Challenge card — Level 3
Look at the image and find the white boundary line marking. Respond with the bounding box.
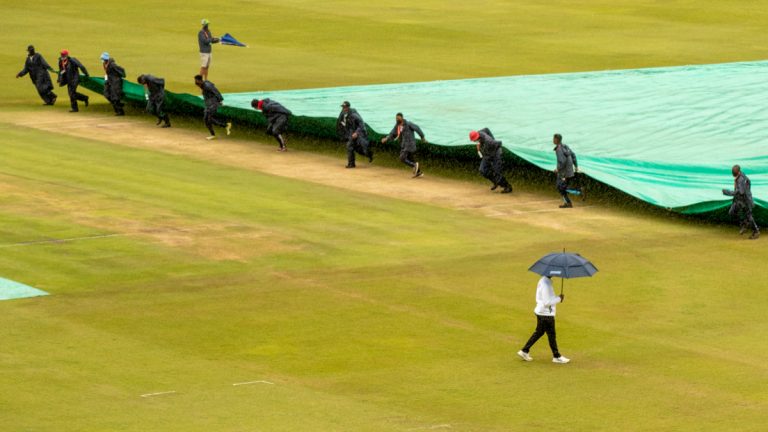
[233,380,274,386]
[140,390,177,398]
[406,424,452,431]
[0,233,124,248]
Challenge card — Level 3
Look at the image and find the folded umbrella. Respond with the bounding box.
[528,250,598,294]
[220,33,248,47]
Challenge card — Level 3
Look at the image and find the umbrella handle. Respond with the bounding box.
[560,278,564,296]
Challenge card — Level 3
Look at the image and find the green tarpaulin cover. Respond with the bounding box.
[82,61,767,218]
[0,277,48,301]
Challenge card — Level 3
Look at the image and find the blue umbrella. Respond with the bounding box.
[220,33,248,47]
[528,250,598,294]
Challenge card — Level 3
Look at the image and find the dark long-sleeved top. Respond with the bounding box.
[18,53,55,91]
[477,127,502,157]
[723,172,754,207]
[103,59,126,100]
[141,75,165,100]
[57,57,89,86]
[336,109,367,140]
[555,143,577,179]
[201,80,223,108]
[198,28,219,53]
[386,120,425,152]
[258,98,292,122]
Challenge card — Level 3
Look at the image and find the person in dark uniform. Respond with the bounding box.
[100,52,125,116]
[381,113,426,178]
[336,101,372,168]
[251,98,291,152]
[198,19,219,81]
[137,74,170,127]
[469,128,513,193]
[553,134,583,208]
[57,50,89,112]
[16,45,57,105]
[723,164,760,239]
[194,74,231,140]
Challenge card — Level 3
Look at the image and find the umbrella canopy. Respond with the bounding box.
[220,33,248,47]
[528,252,598,279]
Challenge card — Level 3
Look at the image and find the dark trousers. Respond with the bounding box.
[147,98,169,125]
[730,201,759,233]
[399,149,417,168]
[67,83,88,110]
[522,314,560,358]
[557,176,581,204]
[267,115,288,148]
[346,136,370,166]
[204,105,227,135]
[35,83,56,104]
[106,95,124,114]
[480,154,510,188]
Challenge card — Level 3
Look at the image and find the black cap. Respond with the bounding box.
[27,45,34,51]
[341,101,351,108]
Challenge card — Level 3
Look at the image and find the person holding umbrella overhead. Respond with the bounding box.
[518,251,598,364]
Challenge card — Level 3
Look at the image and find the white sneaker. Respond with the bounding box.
[517,350,533,362]
[206,135,217,141]
[226,122,232,136]
[552,356,570,364]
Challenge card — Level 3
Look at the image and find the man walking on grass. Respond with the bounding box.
[57,50,89,112]
[336,101,372,168]
[101,52,126,116]
[469,128,513,193]
[381,113,426,178]
[195,74,231,140]
[252,98,291,152]
[554,134,584,208]
[137,74,170,127]
[723,164,760,239]
[198,19,219,81]
[518,275,570,364]
[16,45,57,105]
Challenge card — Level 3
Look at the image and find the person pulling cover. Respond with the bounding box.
[16,45,57,105]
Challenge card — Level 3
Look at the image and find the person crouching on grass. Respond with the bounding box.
[194,75,231,140]
[518,274,570,364]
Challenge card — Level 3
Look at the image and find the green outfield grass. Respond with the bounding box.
[2,1,768,431]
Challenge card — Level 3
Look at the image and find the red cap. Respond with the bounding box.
[469,130,480,142]
[257,100,264,110]
[60,49,69,56]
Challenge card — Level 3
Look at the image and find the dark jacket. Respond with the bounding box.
[336,108,367,140]
[18,53,55,93]
[386,120,425,153]
[201,80,224,108]
[723,172,754,208]
[103,59,126,100]
[258,98,292,122]
[57,56,89,87]
[477,127,502,157]
[141,75,165,101]
[198,28,219,53]
[555,143,578,179]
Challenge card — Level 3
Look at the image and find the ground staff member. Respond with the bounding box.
[16,45,57,105]
[195,74,231,140]
[336,101,372,168]
[137,74,170,127]
[101,52,126,116]
[252,98,291,152]
[723,164,760,239]
[518,275,570,364]
[57,50,89,112]
[470,128,512,193]
[381,113,425,178]
[553,134,583,208]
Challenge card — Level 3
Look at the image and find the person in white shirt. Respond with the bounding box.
[518,275,570,364]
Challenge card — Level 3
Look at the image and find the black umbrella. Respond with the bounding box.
[528,250,598,294]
